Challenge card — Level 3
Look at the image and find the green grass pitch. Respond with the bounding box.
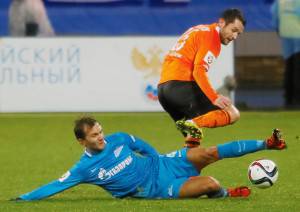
[0,111,299,211]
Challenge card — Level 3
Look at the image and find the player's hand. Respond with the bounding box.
[213,95,232,109]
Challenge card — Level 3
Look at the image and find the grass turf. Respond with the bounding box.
[0,111,299,211]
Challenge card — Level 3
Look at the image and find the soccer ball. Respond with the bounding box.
[248,159,278,188]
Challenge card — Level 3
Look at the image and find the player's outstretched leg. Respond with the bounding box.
[176,105,240,146]
[265,129,287,150]
[217,128,287,159]
[179,176,251,198]
[216,129,286,160]
[186,129,286,170]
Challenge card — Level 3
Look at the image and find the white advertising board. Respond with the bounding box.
[0,37,233,112]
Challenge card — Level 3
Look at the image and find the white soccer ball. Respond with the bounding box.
[248,159,278,188]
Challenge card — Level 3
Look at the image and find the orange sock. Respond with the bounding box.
[192,110,231,128]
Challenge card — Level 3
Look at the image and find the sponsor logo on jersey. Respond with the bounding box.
[98,155,133,180]
[203,51,216,70]
[98,168,110,180]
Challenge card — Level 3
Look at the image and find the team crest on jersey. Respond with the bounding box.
[203,51,216,70]
[114,145,124,158]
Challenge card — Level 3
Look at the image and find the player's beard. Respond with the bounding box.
[222,37,231,45]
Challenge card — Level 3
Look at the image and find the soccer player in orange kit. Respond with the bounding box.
[158,9,246,147]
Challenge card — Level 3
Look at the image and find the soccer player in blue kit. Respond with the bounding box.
[13,117,286,201]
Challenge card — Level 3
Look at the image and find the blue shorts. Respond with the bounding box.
[153,148,199,199]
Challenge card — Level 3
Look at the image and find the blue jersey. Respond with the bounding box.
[19,132,160,200]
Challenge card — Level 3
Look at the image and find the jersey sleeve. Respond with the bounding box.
[193,67,218,102]
[117,132,159,157]
[192,32,219,103]
[19,166,84,201]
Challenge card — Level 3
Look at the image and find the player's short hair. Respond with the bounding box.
[221,8,246,26]
[74,116,98,140]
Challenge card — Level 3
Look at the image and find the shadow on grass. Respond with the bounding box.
[3,196,252,204]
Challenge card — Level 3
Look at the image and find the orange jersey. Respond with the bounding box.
[159,23,221,102]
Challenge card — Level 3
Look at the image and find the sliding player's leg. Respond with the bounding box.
[186,129,286,171]
[178,176,250,198]
[177,130,286,199]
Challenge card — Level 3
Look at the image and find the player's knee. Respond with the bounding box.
[187,147,219,170]
[205,146,219,161]
[228,106,240,123]
[206,176,221,192]
[230,111,240,123]
[193,147,219,165]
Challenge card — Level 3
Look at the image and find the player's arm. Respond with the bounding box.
[193,34,231,108]
[118,132,159,157]
[193,67,231,109]
[15,167,83,201]
[193,65,218,102]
